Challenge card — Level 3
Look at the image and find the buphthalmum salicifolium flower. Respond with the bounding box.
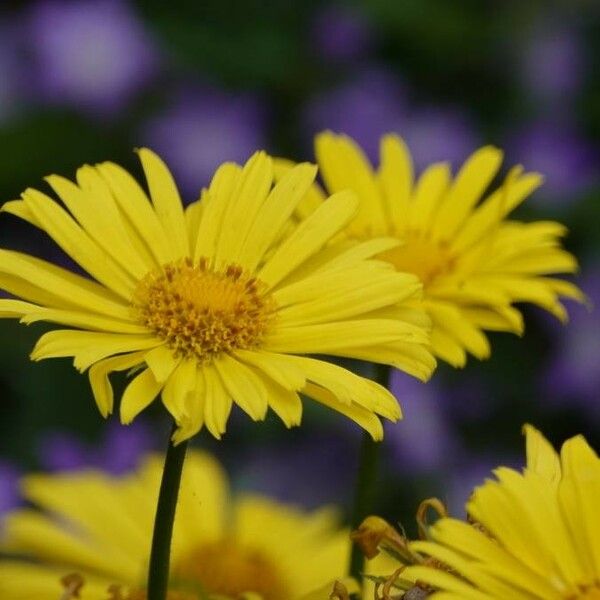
[401,425,600,599]
[0,149,436,442]
[277,132,584,367]
[0,451,355,600]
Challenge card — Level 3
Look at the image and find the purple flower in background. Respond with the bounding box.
[507,122,597,207]
[38,419,157,474]
[401,106,479,172]
[303,70,479,170]
[541,268,600,419]
[0,24,26,123]
[142,88,268,200]
[0,460,20,517]
[384,371,460,473]
[303,66,407,161]
[442,452,521,517]
[234,433,355,509]
[519,22,586,109]
[26,0,159,115]
[310,4,374,64]
[442,376,497,423]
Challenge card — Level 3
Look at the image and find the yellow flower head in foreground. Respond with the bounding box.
[0,451,350,600]
[403,426,600,599]
[288,132,584,367]
[0,149,436,441]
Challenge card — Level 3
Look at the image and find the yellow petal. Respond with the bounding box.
[137,147,188,258]
[22,187,135,299]
[31,330,159,371]
[234,349,306,391]
[162,358,197,421]
[215,151,273,265]
[202,364,233,439]
[214,354,268,421]
[194,162,243,260]
[97,160,173,264]
[315,132,388,233]
[409,161,451,232]
[431,146,503,242]
[0,249,130,317]
[120,367,163,424]
[523,424,561,486]
[240,162,318,271]
[378,134,413,233]
[258,190,359,289]
[88,350,147,417]
[48,168,149,279]
[303,382,384,440]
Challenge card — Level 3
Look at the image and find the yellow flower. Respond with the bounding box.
[0,149,435,441]
[0,451,351,600]
[403,425,600,599]
[281,132,583,366]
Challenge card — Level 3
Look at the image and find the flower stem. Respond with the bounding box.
[147,423,189,600]
[348,363,390,579]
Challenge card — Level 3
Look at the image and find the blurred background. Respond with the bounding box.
[0,0,598,534]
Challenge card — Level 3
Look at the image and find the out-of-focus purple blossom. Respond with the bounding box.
[234,433,355,509]
[519,23,586,109]
[38,419,156,475]
[26,0,159,115]
[384,371,460,473]
[0,24,25,123]
[507,122,598,207]
[142,88,268,200]
[442,376,497,423]
[310,4,374,64]
[401,106,479,172]
[303,71,479,171]
[303,66,407,161]
[442,452,521,517]
[541,268,600,418]
[0,460,20,516]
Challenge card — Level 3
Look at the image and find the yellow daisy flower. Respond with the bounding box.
[403,425,600,599]
[0,149,435,442]
[280,132,583,366]
[0,451,351,600]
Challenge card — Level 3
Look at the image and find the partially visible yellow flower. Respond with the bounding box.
[280,132,584,366]
[403,425,600,599]
[0,149,435,441]
[0,451,351,600]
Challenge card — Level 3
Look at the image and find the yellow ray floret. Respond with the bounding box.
[0,451,351,600]
[401,425,600,599]
[0,149,436,441]
[281,132,584,367]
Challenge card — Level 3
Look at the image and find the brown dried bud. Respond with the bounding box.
[351,516,408,560]
[403,587,430,599]
[60,574,85,600]
[415,498,448,540]
[330,580,352,600]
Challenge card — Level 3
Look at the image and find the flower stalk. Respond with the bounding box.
[348,364,390,578]
[147,423,189,600]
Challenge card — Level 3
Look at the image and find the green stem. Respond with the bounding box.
[348,363,390,579]
[147,423,189,600]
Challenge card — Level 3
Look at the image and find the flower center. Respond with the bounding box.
[572,586,600,600]
[172,539,290,600]
[117,591,198,600]
[377,232,456,287]
[133,258,276,362]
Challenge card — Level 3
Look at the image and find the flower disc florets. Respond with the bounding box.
[134,257,276,362]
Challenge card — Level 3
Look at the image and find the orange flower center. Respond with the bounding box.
[133,258,276,361]
[378,233,456,287]
[171,539,289,600]
[572,586,600,600]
